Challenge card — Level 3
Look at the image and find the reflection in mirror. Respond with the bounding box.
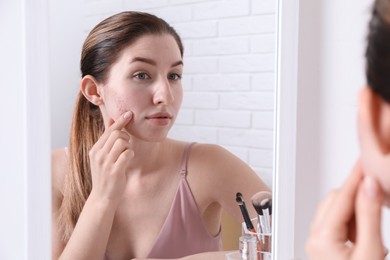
[50,0,277,258]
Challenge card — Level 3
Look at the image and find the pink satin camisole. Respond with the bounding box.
[105,142,222,259]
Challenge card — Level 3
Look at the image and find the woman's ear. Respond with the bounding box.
[361,86,390,150]
[378,92,390,150]
[80,75,103,106]
[358,87,384,152]
[359,86,390,205]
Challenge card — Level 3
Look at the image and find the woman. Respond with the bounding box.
[306,0,390,258]
[51,11,270,260]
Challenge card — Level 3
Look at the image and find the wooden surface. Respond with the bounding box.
[221,210,242,250]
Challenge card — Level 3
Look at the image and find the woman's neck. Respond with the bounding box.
[125,138,175,175]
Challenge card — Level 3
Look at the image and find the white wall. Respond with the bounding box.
[292,0,390,258]
[0,0,51,259]
[49,0,84,151]
[49,0,278,187]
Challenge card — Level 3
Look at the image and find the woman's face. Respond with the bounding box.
[98,33,183,142]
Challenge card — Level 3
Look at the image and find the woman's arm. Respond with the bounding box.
[52,149,118,260]
[58,195,117,259]
[192,144,271,222]
[53,112,134,260]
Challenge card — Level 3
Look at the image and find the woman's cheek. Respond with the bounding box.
[113,95,135,118]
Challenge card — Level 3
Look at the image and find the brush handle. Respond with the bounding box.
[262,208,271,234]
[239,204,255,230]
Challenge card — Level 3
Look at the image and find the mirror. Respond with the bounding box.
[1,0,281,259]
[49,0,279,257]
[50,0,277,187]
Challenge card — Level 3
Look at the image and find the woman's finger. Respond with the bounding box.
[107,111,133,131]
[114,149,135,171]
[353,175,384,259]
[309,161,362,241]
[310,189,338,229]
[306,162,363,259]
[325,160,363,233]
[106,137,132,165]
[92,111,133,150]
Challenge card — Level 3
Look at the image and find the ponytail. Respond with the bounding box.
[58,92,104,240]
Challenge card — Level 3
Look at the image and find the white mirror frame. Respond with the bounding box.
[0,0,51,259]
[25,1,51,258]
[26,0,51,257]
[273,0,299,259]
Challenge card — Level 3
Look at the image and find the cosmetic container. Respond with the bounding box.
[241,218,272,260]
[239,234,257,260]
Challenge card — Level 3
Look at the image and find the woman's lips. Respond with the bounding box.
[145,112,172,126]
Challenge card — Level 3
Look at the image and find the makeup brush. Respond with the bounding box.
[261,198,272,233]
[262,198,272,215]
[236,192,245,206]
[236,192,255,233]
[238,193,265,260]
[251,191,272,234]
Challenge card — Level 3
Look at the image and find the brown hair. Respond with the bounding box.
[59,11,184,241]
[366,0,390,102]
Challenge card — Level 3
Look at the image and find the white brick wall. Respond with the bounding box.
[71,0,276,187]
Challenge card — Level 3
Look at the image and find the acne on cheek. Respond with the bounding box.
[114,95,134,119]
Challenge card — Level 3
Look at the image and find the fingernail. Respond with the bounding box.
[363,176,378,198]
[123,111,132,119]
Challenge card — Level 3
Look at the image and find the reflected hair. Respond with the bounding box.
[366,0,390,102]
[59,11,184,241]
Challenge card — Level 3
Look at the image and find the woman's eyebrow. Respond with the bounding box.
[171,60,184,67]
[130,57,183,67]
[130,57,156,65]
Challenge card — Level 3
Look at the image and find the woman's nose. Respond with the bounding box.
[153,78,174,105]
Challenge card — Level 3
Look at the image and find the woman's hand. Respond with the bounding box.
[88,111,134,204]
[306,161,384,260]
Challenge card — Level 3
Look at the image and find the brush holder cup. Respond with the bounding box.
[224,235,257,260]
[241,218,272,260]
[225,251,242,260]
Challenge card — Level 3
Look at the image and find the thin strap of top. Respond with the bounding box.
[179,142,196,176]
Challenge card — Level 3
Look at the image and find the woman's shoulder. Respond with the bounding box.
[190,142,262,181]
[168,140,247,172]
[52,148,68,199]
[188,142,251,176]
[191,143,238,162]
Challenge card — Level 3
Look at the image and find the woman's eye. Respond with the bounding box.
[169,73,182,81]
[133,72,150,80]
